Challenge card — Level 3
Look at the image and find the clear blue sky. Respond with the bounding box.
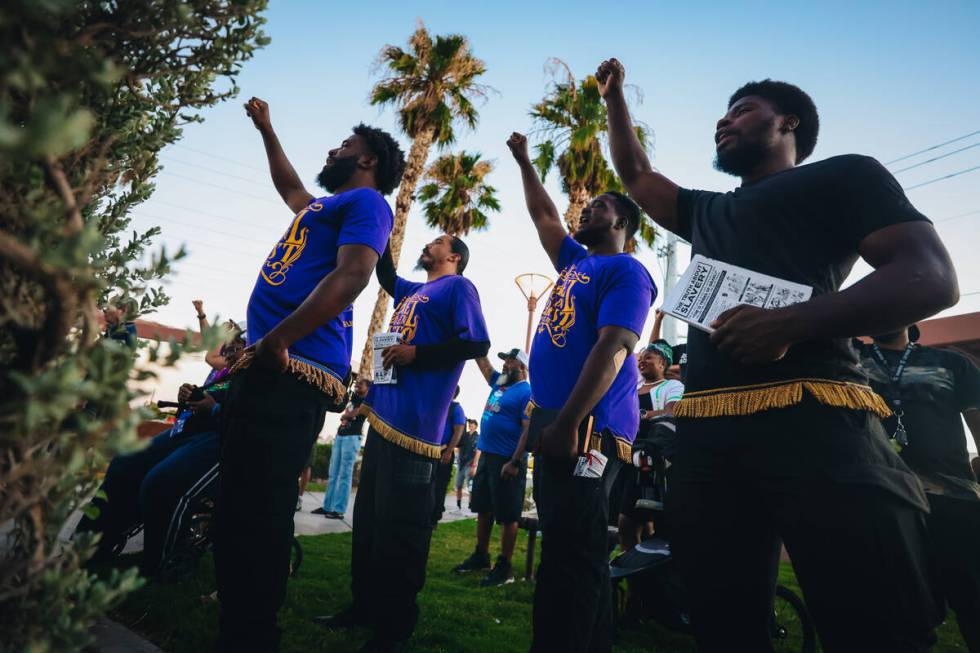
[137,0,980,423]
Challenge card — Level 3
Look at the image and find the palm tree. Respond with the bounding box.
[417,151,499,236]
[357,22,489,377]
[530,59,653,245]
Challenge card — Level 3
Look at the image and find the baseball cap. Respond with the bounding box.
[497,348,529,367]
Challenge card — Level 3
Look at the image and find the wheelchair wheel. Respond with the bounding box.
[770,584,816,653]
[289,537,303,577]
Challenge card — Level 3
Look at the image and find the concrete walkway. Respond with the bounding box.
[294,489,477,535]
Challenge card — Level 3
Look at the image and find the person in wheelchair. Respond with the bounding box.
[77,335,245,578]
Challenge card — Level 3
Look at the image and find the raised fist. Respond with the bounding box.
[192,299,204,313]
[244,97,271,131]
[595,58,625,99]
[506,132,530,162]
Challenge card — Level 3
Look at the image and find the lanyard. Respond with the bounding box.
[870,342,916,448]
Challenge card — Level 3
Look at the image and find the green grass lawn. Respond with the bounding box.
[305,481,326,493]
[111,519,968,652]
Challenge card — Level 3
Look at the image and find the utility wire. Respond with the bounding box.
[885,129,980,166]
[161,156,270,186]
[171,142,268,173]
[151,199,281,231]
[936,209,980,224]
[891,142,980,175]
[904,165,980,191]
[159,171,281,205]
[133,211,271,245]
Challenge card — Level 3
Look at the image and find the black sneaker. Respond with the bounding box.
[453,550,491,574]
[312,607,367,630]
[325,511,344,520]
[311,507,329,515]
[480,556,515,587]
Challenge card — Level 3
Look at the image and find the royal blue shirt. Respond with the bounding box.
[478,372,532,458]
[441,401,467,446]
[365,274,489,457]
[246,189,393,383]
[529,236,656,455]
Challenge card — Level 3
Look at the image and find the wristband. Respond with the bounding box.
[197,314,207,320]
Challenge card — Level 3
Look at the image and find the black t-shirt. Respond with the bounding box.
[859,343,980,482]
[458,430,479,464]
[338,395,366,436]
[676,154,930,394]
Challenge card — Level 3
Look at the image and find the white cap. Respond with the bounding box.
[497,348,529,368]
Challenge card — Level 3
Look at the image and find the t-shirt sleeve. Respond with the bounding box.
[596,259,656,338]
[452,279,490,342]
[951,352,980,413]
[489,370,502,387]
[664,380,685,404]
[453,403,466,426]
[520,386,533,422]
[556,235,588,272]
[834,156,931,249]
[394,277,421,306]
[337,189,394,256]
[675,188,711,243]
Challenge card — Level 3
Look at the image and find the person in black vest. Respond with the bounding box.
[860,325,980,650]
[314,377,371,519]
[600,57,959,651]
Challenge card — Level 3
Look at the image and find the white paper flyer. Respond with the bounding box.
[661,255,813,333]
[372,332,402,385]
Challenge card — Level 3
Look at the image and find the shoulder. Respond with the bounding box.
[605,254,655,287]
[927,346,978,372]
[804,154,886,180]
[558,235,588,268]
[449,275,482,299]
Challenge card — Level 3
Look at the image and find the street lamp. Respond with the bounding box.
[514,273,554,352]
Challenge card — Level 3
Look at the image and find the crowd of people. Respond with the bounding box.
[77,55,980,653]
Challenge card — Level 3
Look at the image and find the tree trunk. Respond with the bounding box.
[563,183,590,233]
[356,128,436,378]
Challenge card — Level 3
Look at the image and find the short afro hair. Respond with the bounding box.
[604,191,642,241]
[450,236,470,274]
[353,123,406,196]
[728,80,819,164]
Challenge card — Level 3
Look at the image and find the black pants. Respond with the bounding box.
[351,428,437,642]
[670,398,941,653]
[214,366,330,653]
[927,493,980,651]
[531,445,622,653]
[431,453,455,525]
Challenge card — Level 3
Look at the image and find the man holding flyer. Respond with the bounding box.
[507,131,655,652]
[315,235,488,652]
[599,57,959,651]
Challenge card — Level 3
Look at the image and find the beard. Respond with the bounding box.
[572,223,602,246]
[713,118,775,177]
[414,254,432,271]
[316,155,359,192]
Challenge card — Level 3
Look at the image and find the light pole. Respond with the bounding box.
[514,273,554,352]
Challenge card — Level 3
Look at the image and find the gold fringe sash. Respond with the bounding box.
[362,405,442,459]
[587,433,632,463]
[230,349,346,400]
[674,378,891,419]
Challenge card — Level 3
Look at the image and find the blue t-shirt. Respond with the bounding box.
[246,189,393,383]
[529,236,656,454]
[478,372,532,458]
[441,401,466,446]
[365,274,489,457]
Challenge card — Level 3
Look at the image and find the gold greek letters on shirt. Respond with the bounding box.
[388,292,429,343]
[261,203,320,286]
[537,264,591,348]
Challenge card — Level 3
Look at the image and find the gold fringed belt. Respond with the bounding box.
[674,378,892,419]
[362,405,442,459]
[229,349,347,400]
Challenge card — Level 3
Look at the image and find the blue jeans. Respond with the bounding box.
[323,435,362,514]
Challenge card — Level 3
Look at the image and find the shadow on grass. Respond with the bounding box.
[110,518,967,652]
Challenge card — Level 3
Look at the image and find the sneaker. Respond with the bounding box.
[456,499,462,509]
[325,511,344,520]
[312,607,367,630]
[480,556,515,587]
[453,549,491,574]
[311,507,330,515]
[296,497,303,511]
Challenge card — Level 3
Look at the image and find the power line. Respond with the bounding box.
[132,210,272,245]
[151,199,282,231]
[161,156,270,186]
[171,142,268,173]
[149,233,263,259]
[159,171,281,205]
[891,141,980,175]
[936,209,980,224]
[885,129,980,166]
[904,165,980,191]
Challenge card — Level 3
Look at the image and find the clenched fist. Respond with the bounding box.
[506,132,530,163]
[244,97,272,131]
[595,58,625,99]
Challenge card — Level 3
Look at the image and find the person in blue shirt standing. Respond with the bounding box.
[507,132,655,653]
[453,348,532,587]
[316,234,489,652]
[431,387,466,525]
[215,98,405,653]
